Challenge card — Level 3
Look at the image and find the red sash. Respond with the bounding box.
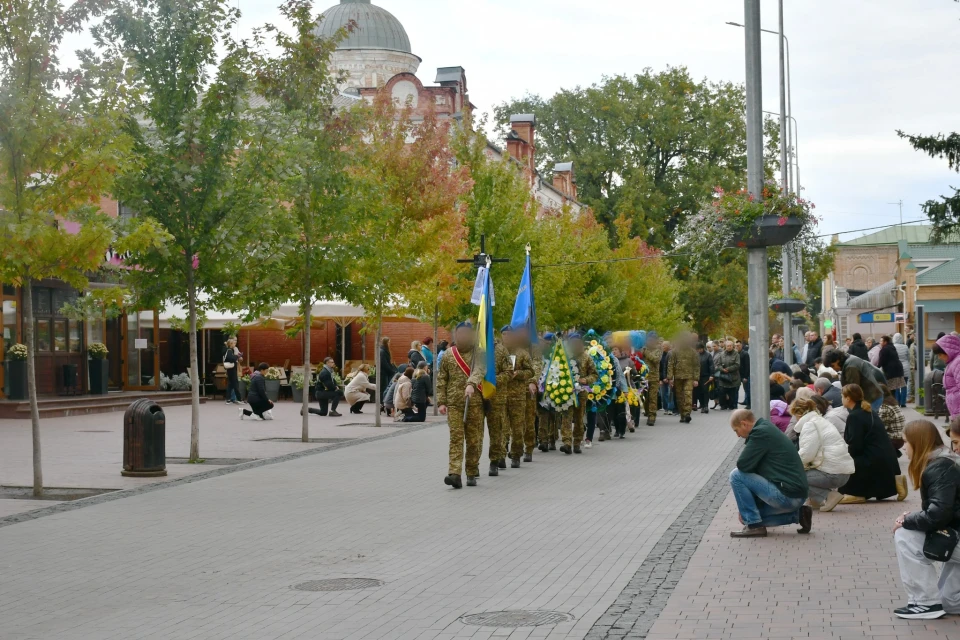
[451,347,471,377]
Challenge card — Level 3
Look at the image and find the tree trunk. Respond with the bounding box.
[302,299,311,443]
[374,311,382,428]
[23,278,43,497]
[187,268,201,462]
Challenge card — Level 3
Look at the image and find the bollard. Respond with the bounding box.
[122,398,167,477]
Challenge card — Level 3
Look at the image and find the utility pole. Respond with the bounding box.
[889,200,905,241]
[777,0,793,366]
[744,0,770,418]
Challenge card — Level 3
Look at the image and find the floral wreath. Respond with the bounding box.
[585,334,616,412]
[539,339,580,412]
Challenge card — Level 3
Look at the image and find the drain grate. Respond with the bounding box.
[255,437,356,444]
[167,457,257,466]
[292,578,383,592]
[460,611,575,627]
[76,430,112,433]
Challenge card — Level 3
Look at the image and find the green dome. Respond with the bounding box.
[315,0,412,54]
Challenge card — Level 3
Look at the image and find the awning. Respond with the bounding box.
[849,279,897,310]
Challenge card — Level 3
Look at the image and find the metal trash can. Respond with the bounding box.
[122,398,167,477]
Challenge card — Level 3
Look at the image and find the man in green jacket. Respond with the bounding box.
[729,409,811,538]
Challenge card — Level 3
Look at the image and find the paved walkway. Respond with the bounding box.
[643,407,960,640]
[0,409,739,640]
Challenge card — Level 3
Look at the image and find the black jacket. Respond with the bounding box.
[840,406,900,500]
[659,352,670,380]
[878,343,905,380]
[379,346,397,389]
[223,348,239,381]
[822,385,843,408]
[408,349,425,366]
[770,357,792,375]
[316,367,339,396]
[411,374,433,405]
[739,348,750,380]
[904,453,960,532]
[698,351,715,380]
[804,338,823,367]
[849,339,869,360]
[247,372,267,404]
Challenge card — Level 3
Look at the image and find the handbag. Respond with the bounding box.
[223,350,235,370]
[923,527,960,562]
[716,372,733,385]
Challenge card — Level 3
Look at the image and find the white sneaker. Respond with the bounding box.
[263,410,274,421]
[584,440,593,449]
[238,407,244,420]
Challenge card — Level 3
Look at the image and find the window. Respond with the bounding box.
[33,288,51,315]
[36,320,51,352]
[118,202,137,220]
[68,322,82,353]
[53,320,67,351]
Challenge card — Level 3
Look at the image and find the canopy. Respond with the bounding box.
[159,299,422,330]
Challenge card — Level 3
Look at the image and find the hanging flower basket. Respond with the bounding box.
[728,215,804,248]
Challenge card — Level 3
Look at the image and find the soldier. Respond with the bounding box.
[503,326,535,467]
[519,327,541,462]
[485,331,513,476]
[667,334,701,423]
[436,322,486,488]
[537,333,559,452]
[560,333,598,454]
[642,331,662,426]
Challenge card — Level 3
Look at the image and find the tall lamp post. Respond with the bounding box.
[743,0,770,418]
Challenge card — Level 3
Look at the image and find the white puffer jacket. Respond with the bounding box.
[793,412,856,475]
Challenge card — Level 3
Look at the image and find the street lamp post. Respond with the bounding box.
[744,0,770,418]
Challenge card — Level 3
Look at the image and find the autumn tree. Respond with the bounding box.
[97,0,267,460]
[0,0,130,496]
[241,0,364,440]
[348,94,472,425]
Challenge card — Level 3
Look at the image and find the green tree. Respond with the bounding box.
[898,130,960,242]
[97,0,267,460]
[348,94,472,425]
[242,0,363,440]
[0,0,130,496]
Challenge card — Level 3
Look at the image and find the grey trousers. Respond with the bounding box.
[806,469,849,503]
[895,528,960,610]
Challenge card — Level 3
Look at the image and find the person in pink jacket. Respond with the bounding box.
[934,334,960,419]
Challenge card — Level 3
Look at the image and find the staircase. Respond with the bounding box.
[0,391,203,419]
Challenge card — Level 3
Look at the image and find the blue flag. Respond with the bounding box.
[510,253,538,343]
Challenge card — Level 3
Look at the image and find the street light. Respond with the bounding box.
[763,111,801,192]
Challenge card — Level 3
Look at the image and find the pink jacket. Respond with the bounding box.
[770,400,792,432]
[938,334,960,418]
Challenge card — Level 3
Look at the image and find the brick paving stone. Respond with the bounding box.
[0,409,738,639]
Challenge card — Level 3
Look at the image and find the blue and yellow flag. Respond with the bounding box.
[475,268,497,399]
[510,252,537,343]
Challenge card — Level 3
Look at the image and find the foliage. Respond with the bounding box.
[160,372,193,391]
[6,344,28,361]
[59,289,126,323]
[898,130,960,243]
[494,67,780,246]
[290,372,305,390]
[88,342,109,359]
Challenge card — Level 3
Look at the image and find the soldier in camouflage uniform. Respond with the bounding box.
[537,333,559,452]
[642,331,662,426]
[437,322,486,488]
[523,329,542,462]
[560,334,599,454]
[667,335,700,423]
[486,333,513,475]
[502,326,535,467]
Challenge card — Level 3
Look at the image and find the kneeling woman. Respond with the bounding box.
[838,384,903,504]
[893,420,960,619]
[790,398,855,512]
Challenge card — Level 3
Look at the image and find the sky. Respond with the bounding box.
[66,0,960,240]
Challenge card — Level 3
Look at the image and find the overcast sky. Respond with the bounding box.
[69,0,960,240]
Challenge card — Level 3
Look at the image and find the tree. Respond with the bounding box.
[0,0,130,496]
[899,130,960,242]
[242,0,363,441]
[97,0,266,461]
[348,94,472,426]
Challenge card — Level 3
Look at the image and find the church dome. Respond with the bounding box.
[315,0,412,54]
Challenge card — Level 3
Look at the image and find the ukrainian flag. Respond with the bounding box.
[476,268,497,400]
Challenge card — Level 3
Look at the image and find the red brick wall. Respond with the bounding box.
[239,320,451,368]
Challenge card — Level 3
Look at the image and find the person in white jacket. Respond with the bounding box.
[791,397,856,512]
[344,365,378,414]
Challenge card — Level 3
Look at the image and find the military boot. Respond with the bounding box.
[646,417,655,426]
[444,474,462,489]
[549,441,557,451]
[466,476,477,487]
[523,453,533,463]
[573,444,582,454]
[539,442,549,453]
[560,444,572,455]
[511,457,521,468]
[489,462,499,477]
[497,458,507,469]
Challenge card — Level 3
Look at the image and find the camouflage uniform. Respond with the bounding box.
[488,341,512,465]
[526,343,544,455]
[667,345,700,420]
[642,343,663,424]
[436,345,486,478]
[505,345,535,462]
[562,352,598,449]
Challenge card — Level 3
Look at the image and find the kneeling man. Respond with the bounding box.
[729,409,812,538]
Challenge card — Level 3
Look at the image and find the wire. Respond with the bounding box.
[816,218,927,239]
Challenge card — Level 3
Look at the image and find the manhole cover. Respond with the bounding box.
[292,578,383,592]
[460,611,575,627]
[76,430,112,433]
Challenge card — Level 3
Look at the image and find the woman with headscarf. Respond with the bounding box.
[933,334,960,420]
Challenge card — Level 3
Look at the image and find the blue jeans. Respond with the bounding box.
[895,386,908,407]
[659,384,675,412]
[729,469,805,528]
[742,379,751,408]
[870,396,883,413]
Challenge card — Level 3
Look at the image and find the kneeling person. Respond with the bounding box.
[729,409,812,537]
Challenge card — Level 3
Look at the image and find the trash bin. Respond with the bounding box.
[61,363,78,395]
[122,398,167,477]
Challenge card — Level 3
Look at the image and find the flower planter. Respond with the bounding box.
[292,386,303,404]
[265,379,281,402]
[238,379,247,401]
[727,215,803,249]
[88,358,109,395]
[4,359,27,400]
